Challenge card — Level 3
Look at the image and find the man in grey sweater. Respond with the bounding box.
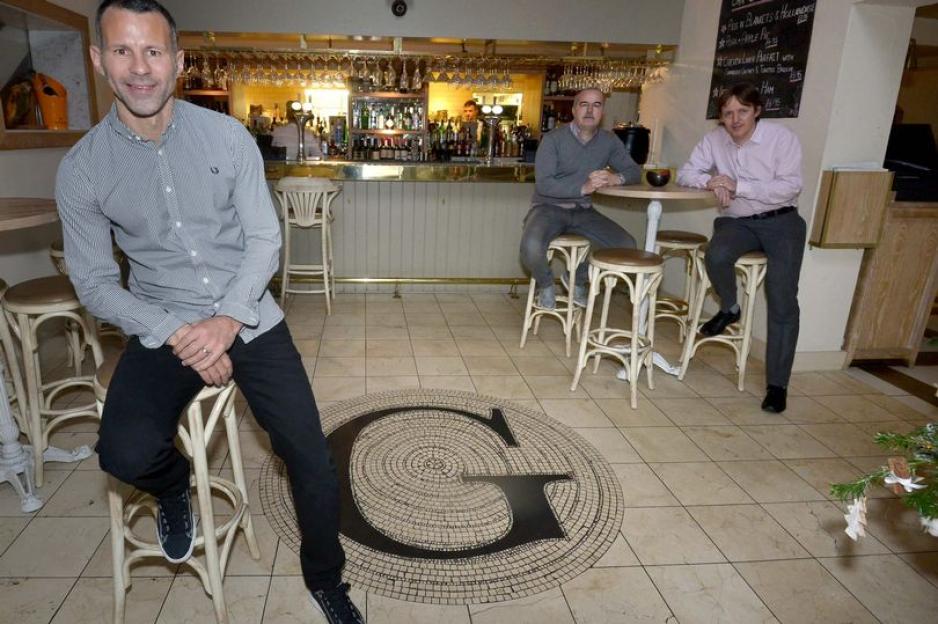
[522,88,641,308]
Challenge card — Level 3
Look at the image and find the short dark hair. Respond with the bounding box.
[463,100,479,109]
[95,0,178,49]
[716,83,763,115]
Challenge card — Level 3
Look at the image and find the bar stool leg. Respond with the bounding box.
[16,314,46,487]
[645,275,658,392]
[592,276,615,374]
[108,478,128,624]
[737,264,764,391]
[679,252,695,343]
[679,252,708,381]
[222,404,260,559]
[519,276,538,349]
[66,321,83,374]
[187,403,229,623]
[320,218,332,316]
[571,266,600,391]
[562,250,576,358]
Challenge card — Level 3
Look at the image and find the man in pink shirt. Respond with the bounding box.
[677,83,806,413]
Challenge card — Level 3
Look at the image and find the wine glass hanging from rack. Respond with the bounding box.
[182,51,668,91]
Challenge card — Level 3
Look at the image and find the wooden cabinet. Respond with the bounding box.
[810,170,893,248]
[0,0,97,150]
[844,200,938,365]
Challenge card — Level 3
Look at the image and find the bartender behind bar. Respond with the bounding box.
[271,111,322,161]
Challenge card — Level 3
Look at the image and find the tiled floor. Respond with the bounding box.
[2,291,938,623]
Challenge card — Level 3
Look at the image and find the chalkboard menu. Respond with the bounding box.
[707,0,817,119]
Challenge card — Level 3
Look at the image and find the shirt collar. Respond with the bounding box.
[569,122,594,146]
[106,100,181,144]
[720,121,764,149]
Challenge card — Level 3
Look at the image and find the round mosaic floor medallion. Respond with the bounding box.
[259,389,623,604]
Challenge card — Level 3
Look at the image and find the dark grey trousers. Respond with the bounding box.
[520,204,637,288]
[705,210,807,388]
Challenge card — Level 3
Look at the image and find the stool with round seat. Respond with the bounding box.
[678,246,768,390]
[49,238,127,362]
[653,230,708,343]
[1,275,103,486]
[94,353,260,624]
[571,248,664,408]
[520,234,591,357]
[274,176,341,314]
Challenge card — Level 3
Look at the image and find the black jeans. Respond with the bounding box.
[705,211,807,388]
[97,320,344,591]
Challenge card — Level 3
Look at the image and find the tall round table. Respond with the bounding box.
[594,183,716,375]
[0,198,59,512]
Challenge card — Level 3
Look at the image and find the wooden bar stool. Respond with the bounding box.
[571,249,664,408]
[678,247,768,390]
[50,238,126,350]
[654,230,708,343]
[1,275,103,486]
[274,176,341,314]
[520,234,591,357]
[95,354,260,624]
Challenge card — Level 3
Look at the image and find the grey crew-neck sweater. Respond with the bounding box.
[531,124,641,209]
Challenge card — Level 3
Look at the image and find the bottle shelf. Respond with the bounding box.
[543,95,574,101]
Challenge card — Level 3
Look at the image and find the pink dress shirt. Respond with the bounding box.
[677,121,803,218]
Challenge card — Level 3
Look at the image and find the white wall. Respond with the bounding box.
[161,0,684,45]
[637,0,916,369]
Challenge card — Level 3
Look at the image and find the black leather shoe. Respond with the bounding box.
[699,309,741,336]
[761,385,787,413]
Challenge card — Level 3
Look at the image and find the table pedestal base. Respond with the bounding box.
[0,455,41,513]
[44,445,93,464]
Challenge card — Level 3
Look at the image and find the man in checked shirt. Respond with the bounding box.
[55,2,362,622]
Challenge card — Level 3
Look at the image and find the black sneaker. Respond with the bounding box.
[699,308,741,336]
[310,582,365,624]
[156,488,195,563]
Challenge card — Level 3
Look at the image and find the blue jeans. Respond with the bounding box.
[520,204,637,288]
[97,321,344,591]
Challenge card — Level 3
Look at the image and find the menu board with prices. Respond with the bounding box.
[706,0,817,119]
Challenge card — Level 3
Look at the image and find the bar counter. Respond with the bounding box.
[263,159,535,183]
[261,159,641,292]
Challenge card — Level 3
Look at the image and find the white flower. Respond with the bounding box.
[920,516,938,537]
[844,497,868,541]
[883,471,925,493]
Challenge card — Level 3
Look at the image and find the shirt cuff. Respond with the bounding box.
[215,301,260,328]
[735,180,753,199]
[139,313,187,349]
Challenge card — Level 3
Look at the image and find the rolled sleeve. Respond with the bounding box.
[214,121,282,328]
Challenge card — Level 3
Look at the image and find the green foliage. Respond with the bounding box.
[830,423,938,520]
